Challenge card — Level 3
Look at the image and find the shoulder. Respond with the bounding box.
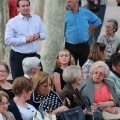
[54,67,63,73]
[5,111,16,120]
[104,79,115,88]
[31,14,42,20]
[97,35,105,42]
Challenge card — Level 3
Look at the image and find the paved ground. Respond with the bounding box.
[8,0,120,79]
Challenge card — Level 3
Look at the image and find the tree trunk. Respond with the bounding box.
[0,0,10,64]
[40,0,66,74]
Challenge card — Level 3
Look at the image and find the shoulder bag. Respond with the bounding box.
[57,106,85,120]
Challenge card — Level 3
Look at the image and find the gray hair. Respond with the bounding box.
[63,65,82,84]
[22,57,40,74]
[90,61,110,77]
[107,19,118,32]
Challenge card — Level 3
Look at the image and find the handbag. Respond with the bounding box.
[83,96,103,120]
[57,106,85,120]
[87,0,101,12]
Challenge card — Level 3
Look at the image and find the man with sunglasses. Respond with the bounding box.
[5,0,46,80]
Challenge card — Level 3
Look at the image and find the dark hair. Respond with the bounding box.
[88,42,106,62]
[116,43,120,53]
[107,19,119,32]
[17,0,30,8]
[0,62,10,74]
[109,53,120,68]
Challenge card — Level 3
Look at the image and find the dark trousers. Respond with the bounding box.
[10,49,43,80]
[65,42,90,67]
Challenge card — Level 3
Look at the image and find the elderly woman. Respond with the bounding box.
[107,53,120,99]
[82,42,107,79]
[22,57,41,79]
[0,91,16,120]
[97,19,120,61]
[30,71,68,114]
[8,77,36,120]
[78,61,120,119]
[59,65,85,109]
[0,62,14,99]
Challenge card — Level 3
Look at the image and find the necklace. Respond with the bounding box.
[16,102,28,108]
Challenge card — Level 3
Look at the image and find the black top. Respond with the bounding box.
[53,67,66,91]
[0,86,15,100]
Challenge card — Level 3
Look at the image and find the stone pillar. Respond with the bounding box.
[40,0,66,74]
[0,0,10,64]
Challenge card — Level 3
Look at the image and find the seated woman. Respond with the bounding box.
[22,57,41,79]
[107,53,120,99]
[30,71,68,114]
[82,42,107,78]
[97,19,120,61]
[59,65,85,109]
[78,61,120,119]
[0,91,16,120]
[0,62,14,99]
[8,77,36,120]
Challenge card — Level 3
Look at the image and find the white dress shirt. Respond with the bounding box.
[5,13,46,54]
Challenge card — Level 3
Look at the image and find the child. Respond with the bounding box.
[53,49,75,94]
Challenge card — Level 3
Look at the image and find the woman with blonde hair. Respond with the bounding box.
[82,42,107,78]
[30,71,68,114]
[53,49,75,94]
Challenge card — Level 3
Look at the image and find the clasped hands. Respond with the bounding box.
[26,33,40,43]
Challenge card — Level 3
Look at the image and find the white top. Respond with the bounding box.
[0,113,3,120]
[17,103,37,120]
[5,13,46,54]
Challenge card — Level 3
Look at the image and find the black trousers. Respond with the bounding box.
[65,42,90,67]
[10,49,43,80]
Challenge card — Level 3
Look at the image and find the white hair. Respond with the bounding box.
[22,57,40,73]
[63,65,82,84]
[90,61,110,77]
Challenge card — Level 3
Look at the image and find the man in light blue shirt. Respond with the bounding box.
[65,0,101,67]
[5,0,46,79]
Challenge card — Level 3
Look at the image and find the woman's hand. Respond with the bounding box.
[96,102,106,109]
[103,107,118,114]
[52,105,69,114]
[63,97,70,107]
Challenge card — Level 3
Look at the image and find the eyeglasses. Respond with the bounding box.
[94,71,105,76]
[0,70,7,74]
[0,102,9,106]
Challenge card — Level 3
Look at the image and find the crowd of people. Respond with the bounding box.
[0,0,120,119]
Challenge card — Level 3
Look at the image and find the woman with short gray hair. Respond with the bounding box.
[79,61,120,119]
[97,19,120,61]
[59,65,85,109]
[22,57,41,79]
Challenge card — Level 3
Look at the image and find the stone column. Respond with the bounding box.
[0,0,10,64]
[40,0,66,74]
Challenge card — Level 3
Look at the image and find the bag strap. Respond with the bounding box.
[83,96,92,112]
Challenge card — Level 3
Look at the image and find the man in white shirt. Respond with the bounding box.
[5,0,46,79]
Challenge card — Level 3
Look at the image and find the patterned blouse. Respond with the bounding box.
[82,59,94,79]
[32,90,63,112]
[5,111,16,120]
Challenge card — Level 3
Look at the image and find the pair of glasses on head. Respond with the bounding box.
[0,70,7,74]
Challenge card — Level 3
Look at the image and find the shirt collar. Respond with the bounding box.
[18,13,32,19]
[111,69,120,78]
[70,7,80,14]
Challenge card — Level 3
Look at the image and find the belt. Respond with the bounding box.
[11,49,37,56]
[65,42,88,46]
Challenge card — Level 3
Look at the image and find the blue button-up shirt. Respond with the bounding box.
[5,13,46,54]
[64,8,102,44]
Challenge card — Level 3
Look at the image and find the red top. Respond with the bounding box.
[94,82,111,103]
[8,0,18,19]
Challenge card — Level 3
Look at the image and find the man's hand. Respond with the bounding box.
[26,36,34,43]
[33,33,40,40]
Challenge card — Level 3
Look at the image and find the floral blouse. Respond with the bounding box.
[82,59,94,79]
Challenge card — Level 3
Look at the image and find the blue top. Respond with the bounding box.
[64,8,102,44]
[5,13,46,54]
